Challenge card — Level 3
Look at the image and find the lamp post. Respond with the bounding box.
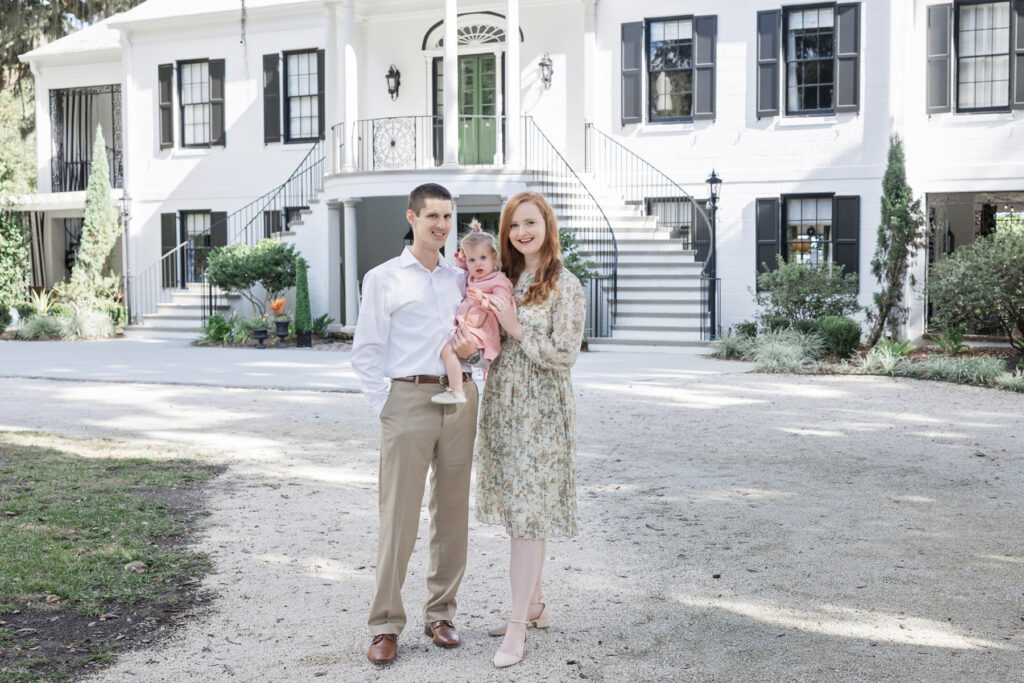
[704,169,722,339]
[119,192,132,324]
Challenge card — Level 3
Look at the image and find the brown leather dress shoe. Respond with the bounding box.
[368,633,398,664]
[423,619,460,648]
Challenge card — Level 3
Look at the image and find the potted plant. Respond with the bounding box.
[252,314,270,349]
[294,257,313,347]
[270,297,289,348]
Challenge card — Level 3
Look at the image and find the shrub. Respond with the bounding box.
[818,316,862,358]
[930,324,967,355]
[949,356,1006,384]
[232,317,254,344]
[754,256,860,322]
[994,370,1024,392]
[311,313,335,337]
[49,301,75,318]
[733,320,757,338]
[560,229,597,284]
[62,308,114,339]
[927,226,1024,352]
[207,238,297,317]
[750,329,824,371]
[0,305,11,333]
[711,334,752,359]
[761,314,790,333]
[862,339,913,374]
[294,257,312,333]
[24,289,54,316]
[14,314,65,340]
[0,212,31,312]
[793,318,820,335]
[69,128,121,304]
[198,313,233,345]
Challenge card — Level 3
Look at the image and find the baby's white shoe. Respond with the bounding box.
[431,389,467,405]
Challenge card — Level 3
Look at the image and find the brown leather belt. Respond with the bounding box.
[391,372,472,386]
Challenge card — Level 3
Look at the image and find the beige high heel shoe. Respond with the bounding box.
[488,602,550,637]
[492,619,528,669]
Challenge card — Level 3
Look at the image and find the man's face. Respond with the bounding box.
[406,198,453,251]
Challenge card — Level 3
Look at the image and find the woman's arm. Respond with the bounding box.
[515,272,586,371]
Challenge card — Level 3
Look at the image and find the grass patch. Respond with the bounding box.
[0,436,222,681]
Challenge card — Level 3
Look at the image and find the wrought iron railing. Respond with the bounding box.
[52,146,123,192]
[522,117,617,338]
[584,123,718,340]
[127,139,325,325]
[337,115,505,172]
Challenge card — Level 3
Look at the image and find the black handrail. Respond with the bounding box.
[584,123,718,340]
[523,117,617,338]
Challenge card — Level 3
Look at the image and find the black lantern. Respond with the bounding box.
[706,169,722,209]
[385,64,401,100]
[539,52,553,89]
[119,191,132,220]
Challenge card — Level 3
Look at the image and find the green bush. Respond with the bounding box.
[232,317,254,344]
[930,324,967,355]
[733,320,757,338]
[927,226,1024,352]
[750,329,824,372]
[0,305,11,333]
[761,314,790,333]
[818,316,862,358]
[559,229,597,284]
[62,308,114,339]
[311,313,335,337]
[198,313,233,345]
[710,334,752,359]
[862,339,914,375]
[755,256,860,322]
[994,370,1024,392]
[207,238,297,317]
[14,314,65,340]
[793,318,820,335]
[294,256,312,333]
[49,301,75,318]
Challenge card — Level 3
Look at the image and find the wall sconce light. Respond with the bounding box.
[539,52,553,89]
[385,64,401,100]
[119,192,132,221]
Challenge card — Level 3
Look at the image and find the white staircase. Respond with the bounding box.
[127,283,239,335]
[530,177,706,347]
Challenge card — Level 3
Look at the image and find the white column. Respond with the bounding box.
[505,0,521,168]
[341,0,357,172]
[343,198,360,327]
[325,6,339,174]
[442,0,459,167]
[446,195,459,263]
[582,0,596,126]
[327,203,342,325]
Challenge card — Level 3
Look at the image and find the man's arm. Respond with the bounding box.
[351,270,391,415]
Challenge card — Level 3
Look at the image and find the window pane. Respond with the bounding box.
[664,21,678,41]
[788,10,803,30]
[817,197,832,219]
[962,5,976,31]
[819,7,834,28]
[650,21,663,42]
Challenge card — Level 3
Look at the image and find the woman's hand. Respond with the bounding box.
[486,295,523,341]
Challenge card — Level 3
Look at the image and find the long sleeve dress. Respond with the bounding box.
[474,267,587,540]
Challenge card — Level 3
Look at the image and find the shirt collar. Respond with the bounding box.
[400,246,452,272]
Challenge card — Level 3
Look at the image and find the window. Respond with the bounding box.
[956,1,1011,111]
[647,18,694,121]
[784,196,833,264]
[784,6,835,114]
[285,51,319,141]
[183,211,211,282]
[179,61,211,146]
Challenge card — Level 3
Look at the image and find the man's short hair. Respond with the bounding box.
[408,183,453,216]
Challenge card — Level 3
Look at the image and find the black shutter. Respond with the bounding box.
[835,3,860,113]
[161,212,177,288]
[263,53,281,143]
[755,198,781,279]
[926,4,952,114]
[756,10,781,118]
[693,16,717,120]
[1014,0,1024,109]
[158,64,174,149]
[210,211,227,248]
[209,59,226,146]
[621,22,643,125]
[833,196,860,277]
[317,49,326,139]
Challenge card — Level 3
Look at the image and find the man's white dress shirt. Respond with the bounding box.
[352,247,467,415]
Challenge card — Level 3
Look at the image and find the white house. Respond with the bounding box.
[8,0,1024,344]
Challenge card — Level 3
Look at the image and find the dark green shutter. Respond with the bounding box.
[835,4,860,113]
[833,196,860,277]
[263,54,281,142]
[317,49,326,139]
[158,64,174,149]
[209,59,226,146]
[755,198,781,279]
[210,211,227,248]
[756,10,780,118]
[1014,0,1024,109]
[161,212,177,288]
[927,4,952,114]
[693,16,717,120]
[621,22,643,125]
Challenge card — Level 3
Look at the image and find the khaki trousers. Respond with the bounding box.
[367,379,478,636]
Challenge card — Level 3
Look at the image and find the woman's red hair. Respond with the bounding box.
[498,191,563,306]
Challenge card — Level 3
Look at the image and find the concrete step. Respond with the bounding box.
[589,337,708,348]
[614,256,702,269]
[614,240,695,253]
[122,327,202,339]
[609,284,704,297]
[615,301,704,315]
[609,327,704,343]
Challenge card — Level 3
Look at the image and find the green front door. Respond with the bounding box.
[458,55,496,165]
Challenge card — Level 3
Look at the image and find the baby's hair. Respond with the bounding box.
[460,230,498,255]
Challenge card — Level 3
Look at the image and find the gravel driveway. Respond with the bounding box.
[1,345,1022,681]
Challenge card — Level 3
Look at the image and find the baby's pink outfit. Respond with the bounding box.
[456,270,513,362]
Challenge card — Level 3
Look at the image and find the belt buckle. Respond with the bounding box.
[439,375,449,387]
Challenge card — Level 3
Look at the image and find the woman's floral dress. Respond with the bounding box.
[475,267,587,540]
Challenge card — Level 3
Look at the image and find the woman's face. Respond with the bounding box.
[463,243,497,278]
[508,201,546,258]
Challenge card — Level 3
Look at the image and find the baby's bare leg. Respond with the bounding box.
[439,341,464,393]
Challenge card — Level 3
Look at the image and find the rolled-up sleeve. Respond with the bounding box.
[351,270,391,415]
[516,272,586,371]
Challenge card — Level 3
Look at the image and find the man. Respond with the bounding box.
[351,183,481,665]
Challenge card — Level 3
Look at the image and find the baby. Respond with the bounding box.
[432,229,513,405]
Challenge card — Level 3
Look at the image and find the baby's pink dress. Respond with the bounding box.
[456,271,513,362]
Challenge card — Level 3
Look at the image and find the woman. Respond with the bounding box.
[474,191,587,669]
